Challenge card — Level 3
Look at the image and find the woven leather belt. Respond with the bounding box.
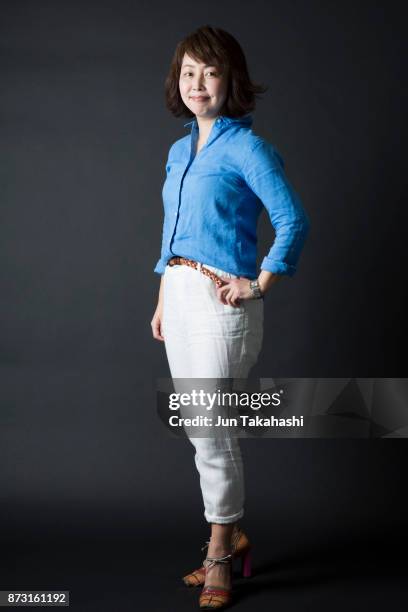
[167,256,225,288]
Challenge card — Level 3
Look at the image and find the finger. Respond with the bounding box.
[231,290,242,307]
[217,286,230,304]
[226,287,240,306]
[225,289,237,306]
[152,321,165,341]
[155,326,164,341]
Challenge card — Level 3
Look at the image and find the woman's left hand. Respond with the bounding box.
[216,277,256,307]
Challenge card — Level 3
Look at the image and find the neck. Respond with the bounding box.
[196,114,218,138]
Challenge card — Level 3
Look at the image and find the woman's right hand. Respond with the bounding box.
[151,302,164,342]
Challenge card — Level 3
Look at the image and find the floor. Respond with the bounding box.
[1,509,407,611]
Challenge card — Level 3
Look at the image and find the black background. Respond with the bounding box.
[1,1,407,610]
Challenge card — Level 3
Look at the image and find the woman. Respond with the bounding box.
[151,25,310,610]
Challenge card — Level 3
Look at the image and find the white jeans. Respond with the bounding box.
[162,261,264,523]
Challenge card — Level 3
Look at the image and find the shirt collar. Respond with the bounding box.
[183,113,253,129]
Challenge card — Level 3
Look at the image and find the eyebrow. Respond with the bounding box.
[181,64,217,69]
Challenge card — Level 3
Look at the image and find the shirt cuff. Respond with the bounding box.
[154,259,166,274]
[260,256,297,277]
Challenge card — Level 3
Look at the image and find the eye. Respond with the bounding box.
[182,70,218,77]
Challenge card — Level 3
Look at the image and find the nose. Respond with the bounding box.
[191,74,205,90]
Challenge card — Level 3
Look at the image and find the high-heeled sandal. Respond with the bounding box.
[199,552,233,610]
[182,524,252,587]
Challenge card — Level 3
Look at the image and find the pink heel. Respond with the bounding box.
[241,548,252,578]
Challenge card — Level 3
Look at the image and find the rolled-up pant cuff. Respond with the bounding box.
[204,508,244,524]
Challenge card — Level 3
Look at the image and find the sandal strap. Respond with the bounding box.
[203,553,232,570]
[201,540,210,552]
[231,525,242,550]
[201,586,231,596]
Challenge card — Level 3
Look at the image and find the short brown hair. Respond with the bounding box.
[165,25,267,119]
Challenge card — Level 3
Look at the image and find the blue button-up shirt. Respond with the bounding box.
[154,113,310,278]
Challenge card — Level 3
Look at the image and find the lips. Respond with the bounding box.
[190,96,210,100]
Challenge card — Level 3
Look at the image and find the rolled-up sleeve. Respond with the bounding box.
[153,144,176,275]
[243,139,310,277]
[154,258,165,274]
[153,223,166,274]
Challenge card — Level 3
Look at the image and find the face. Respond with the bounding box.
[179,52,228,119]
